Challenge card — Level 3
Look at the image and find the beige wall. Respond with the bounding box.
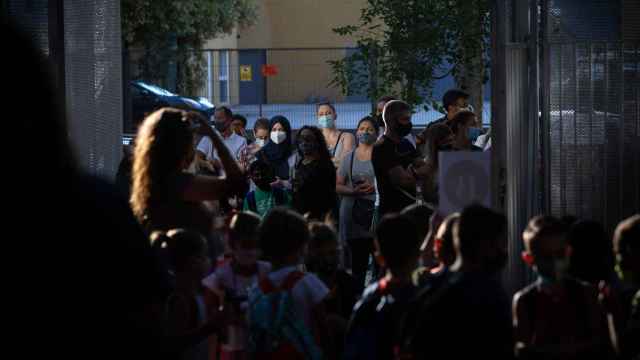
[237,0,365,48]
[205,0,368,104]
[207,0,366,49]
[266,49,347,103]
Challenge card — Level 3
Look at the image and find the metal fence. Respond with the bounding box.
[542,0,640,232]
[126,47,491,131]
[8,0,123,181]
[544,42,639,231]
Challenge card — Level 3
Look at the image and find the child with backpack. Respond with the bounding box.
[243,159,291,218]
[306,221,358,321]
[152,229,221,360]
[306,221,358,358]
[248,208,333,360]
[513,215,613,359]
[202,212,271,360]
[344,213,422,360]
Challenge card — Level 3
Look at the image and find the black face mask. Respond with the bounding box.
[252,173,274,191]
[396,122,413,137]
[298,141,317,155]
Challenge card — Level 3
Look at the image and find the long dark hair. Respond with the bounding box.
[296,125,331,163]
[261,115,293,162]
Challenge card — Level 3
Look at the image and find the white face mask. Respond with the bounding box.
[255,138,266,148]
[271,131,287,144]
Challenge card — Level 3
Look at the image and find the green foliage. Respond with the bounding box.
[330,0,490,112]
[122,0,256,95]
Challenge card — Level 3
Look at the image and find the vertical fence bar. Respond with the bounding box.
[574,42,581,217]
[559,44,566,215]
[603,42,609,229]
[619,42,625,221]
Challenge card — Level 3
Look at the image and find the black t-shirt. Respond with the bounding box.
[344,280,418,360]
[292,158,337,220]
[400,271,513,359]
[372,136,421,216]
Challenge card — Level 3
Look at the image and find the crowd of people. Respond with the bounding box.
[7,19,638,360]
[111,93,638,360]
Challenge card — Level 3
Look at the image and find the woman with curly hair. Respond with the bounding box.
[130,108,246,236]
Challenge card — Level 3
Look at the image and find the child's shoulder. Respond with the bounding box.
[257,260,272,274]
[513,282,539,307]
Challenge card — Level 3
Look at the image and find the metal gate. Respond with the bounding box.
[542,0,640,232]
[8,0,123,181]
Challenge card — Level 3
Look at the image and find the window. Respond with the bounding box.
[219,50,229,103]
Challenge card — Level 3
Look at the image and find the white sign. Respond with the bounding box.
[438,151,491,215]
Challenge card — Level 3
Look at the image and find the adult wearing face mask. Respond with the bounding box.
[317,102,356,169]
[196,106,247,176]
[256,115,294,190]
[291,126,337,220]
[375,95,397,137]
[449,110,483,151]
[336,116,379,289]
[372,100,433,217]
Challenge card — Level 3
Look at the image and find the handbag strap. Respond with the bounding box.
[332,131,344,157]
[349,149,355,186]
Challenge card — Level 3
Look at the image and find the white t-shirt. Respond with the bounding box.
[267,266,329,330]
[201,260,272,352]
[197,131,247,162]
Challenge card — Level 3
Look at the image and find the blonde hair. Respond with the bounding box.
[130,108,197,223]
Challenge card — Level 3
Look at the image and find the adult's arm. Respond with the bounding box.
[334,132,356,168]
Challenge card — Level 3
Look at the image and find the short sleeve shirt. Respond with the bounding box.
[371,136,421,216]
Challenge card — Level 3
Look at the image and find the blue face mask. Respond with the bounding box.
[468,127,482,142]
[357,132,376,145]
[318,115,335,129]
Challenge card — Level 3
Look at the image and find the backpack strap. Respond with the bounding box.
[259,271,305,294]
[282,271,305,291]
[247,191,258,213]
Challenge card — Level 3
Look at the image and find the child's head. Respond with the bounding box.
[249,158,276,192]
[375,213,421,278]
[455,205,508,274]
[229,211,262,267]
[522,215,569,282]
[434,213,460,268]
[401,203,434,248]
[567,219,613,284]
[152,229,210,279]
[259,207,310,267]
[306,221,340,280]
[613,214,640,286]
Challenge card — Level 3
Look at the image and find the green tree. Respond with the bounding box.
[330,0,489,121]
[122,0,256,95]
